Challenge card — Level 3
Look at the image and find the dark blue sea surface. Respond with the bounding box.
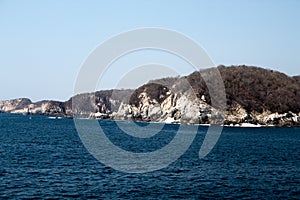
[0,113,299,199]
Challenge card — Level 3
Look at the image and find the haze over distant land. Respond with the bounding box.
[0,1,300,101]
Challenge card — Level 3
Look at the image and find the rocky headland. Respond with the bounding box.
[1,65,300,126]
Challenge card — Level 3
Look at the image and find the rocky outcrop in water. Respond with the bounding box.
[0,98,68,117]
[0,98,32,113]
[1,66,300,126]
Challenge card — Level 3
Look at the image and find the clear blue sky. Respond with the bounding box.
[0,0,299,101]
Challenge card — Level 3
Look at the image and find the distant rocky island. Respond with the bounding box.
[1,65,300,126]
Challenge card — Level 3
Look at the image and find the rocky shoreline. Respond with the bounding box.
[1,97,299,127]
[1,66,300,127]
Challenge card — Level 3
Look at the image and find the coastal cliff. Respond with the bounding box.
[1,65,300,126]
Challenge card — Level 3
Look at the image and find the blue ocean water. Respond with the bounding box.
[0,113,299,199]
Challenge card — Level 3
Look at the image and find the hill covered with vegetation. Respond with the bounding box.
[130,65,300,114]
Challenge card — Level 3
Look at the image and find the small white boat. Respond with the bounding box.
[48,116,62,119]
